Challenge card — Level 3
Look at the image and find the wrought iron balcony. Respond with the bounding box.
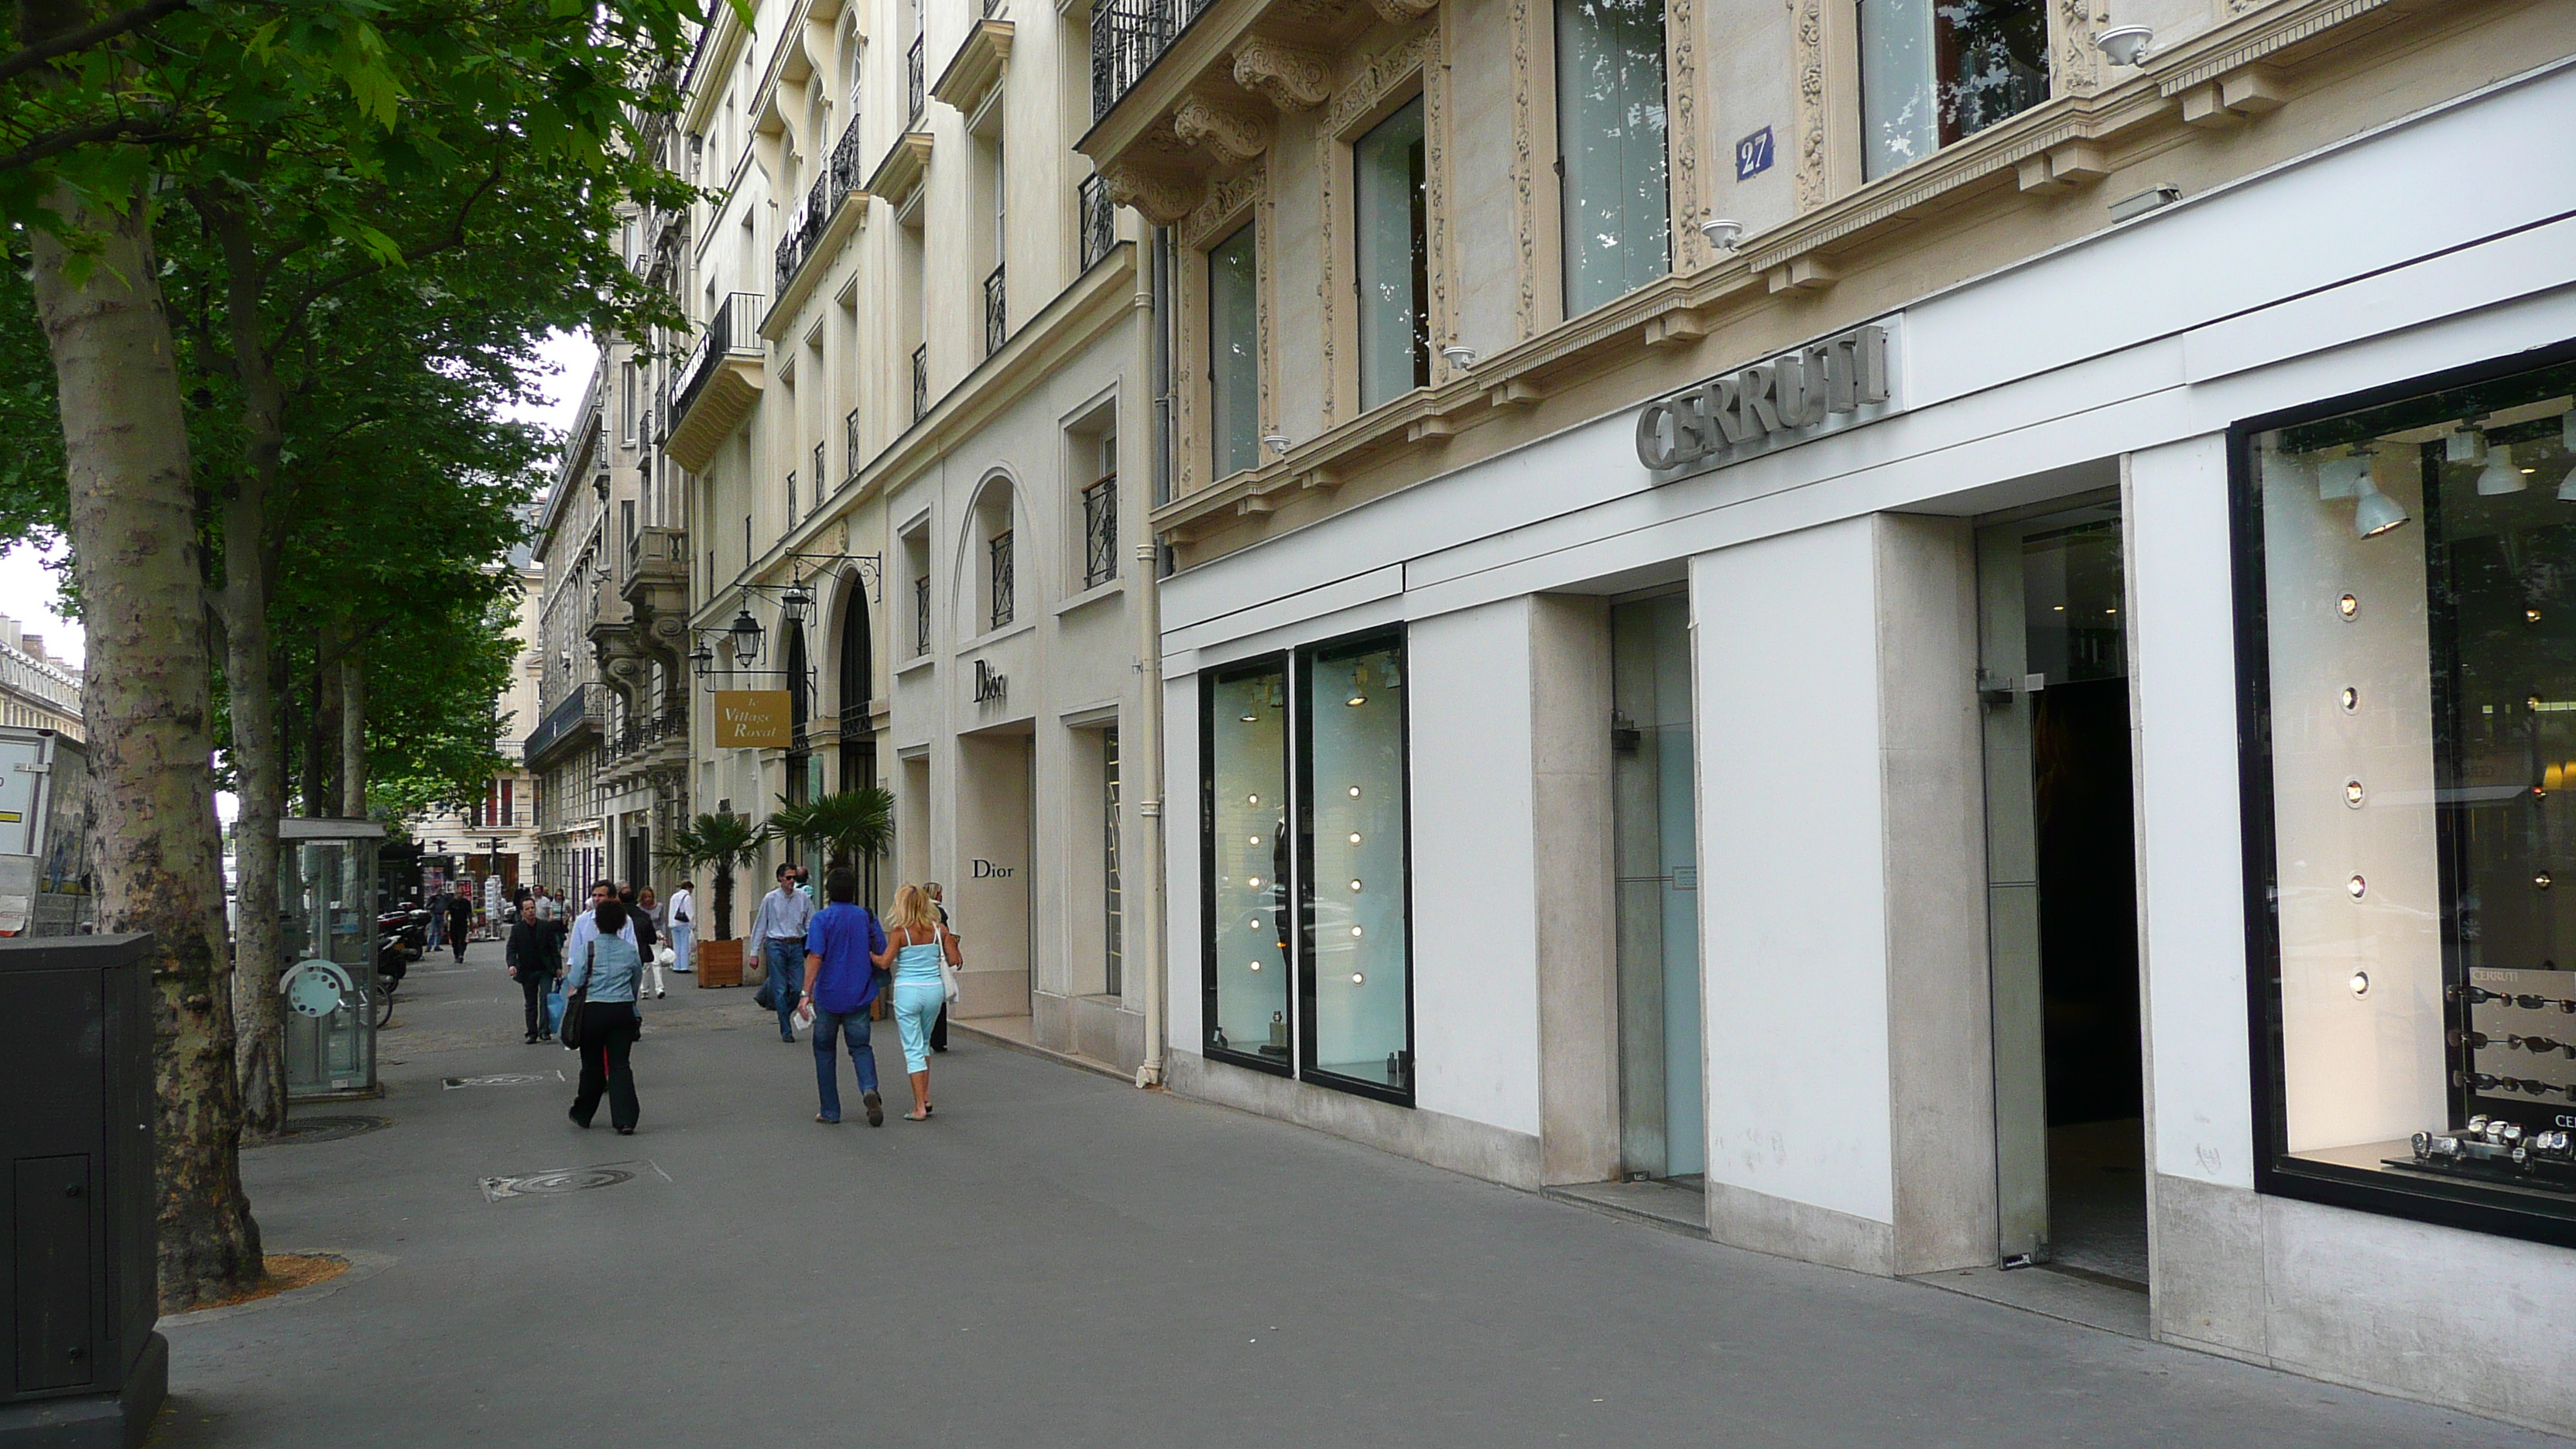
[525,683,602,768]
[845,406,863,481]
[908,35,925,128]
[1091,0,1215,124]
[913,576,931,657]
[773,181,827,296]
[1080,173,1116,272]
[912,344,929,423]
[672,292,764,422]
[830,113,868,211]
[1083,475,1118,589]
[988,530,1015,631]
[984,264,1007,357]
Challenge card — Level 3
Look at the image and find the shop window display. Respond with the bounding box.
[2242,353,2576,1240]
[1201,629,1415,1101]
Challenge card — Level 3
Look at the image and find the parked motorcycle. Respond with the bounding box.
[372,916,420,1028]
[377,906,429,961]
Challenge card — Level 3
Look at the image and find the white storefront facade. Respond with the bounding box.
[1157,61,2576,1434]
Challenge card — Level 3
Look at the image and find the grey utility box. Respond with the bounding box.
[0,935,165,1449]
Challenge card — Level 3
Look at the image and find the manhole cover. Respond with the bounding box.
[478,1166,636,1201]
[442,1071,565,1089]
[251,1115,390,1147]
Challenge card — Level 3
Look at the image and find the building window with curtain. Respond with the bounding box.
[1556,0,1668,317]
[1857,0,2048,180]
[1355,96,1430,413]
[1208,224,1260,479]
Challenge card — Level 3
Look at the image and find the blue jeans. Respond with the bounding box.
[765,938,806,1038]
[811,1007,880,1120]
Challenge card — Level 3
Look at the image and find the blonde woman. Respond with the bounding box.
[872,883,961,1121]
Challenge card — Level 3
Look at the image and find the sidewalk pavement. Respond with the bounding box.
[155,937,2572,1448]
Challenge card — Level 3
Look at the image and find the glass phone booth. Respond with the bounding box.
[280,817,384,1100]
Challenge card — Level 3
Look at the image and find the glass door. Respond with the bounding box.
[1612,592,1702,1181]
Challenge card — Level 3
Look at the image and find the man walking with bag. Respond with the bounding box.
[802,868,889,1125]
[752,863,815,1043]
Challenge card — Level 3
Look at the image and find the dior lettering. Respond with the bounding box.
[1636,321,1895,474]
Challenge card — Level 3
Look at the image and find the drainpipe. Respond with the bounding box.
[1134,224,1173,1088]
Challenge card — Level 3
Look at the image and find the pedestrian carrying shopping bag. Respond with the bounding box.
[543,984,566,1036]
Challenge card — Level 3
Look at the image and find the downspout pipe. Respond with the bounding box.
[1135,224,1173,1088]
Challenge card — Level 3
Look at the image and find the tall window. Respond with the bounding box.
[1858,0,2048,180]
[1202,629,1414,1101]
[1104,726,1123,998]
[1355,97,1430,411]
[1556,0,1668,317]
[1208,224,1259,478]
[812,441,827,514]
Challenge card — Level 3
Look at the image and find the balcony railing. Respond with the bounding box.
[984,264,1007,357]
[525,683,602,766]
[913,577,931,657]
[907,35,925,128]
[912,344,929,423]
[845,406,863,481]
[831,113,868,211]
[673,292,765,421]
[775,116,873,297]
[988,530,1015,631]
[1080,173,1116,272]
[1091,0,1214,123]
[604,704,690,764]
[1083,475,1118,590]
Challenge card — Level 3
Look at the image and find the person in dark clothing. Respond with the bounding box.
[505,898,563,1043]
[445,890,473,962]
[926,882,951,1053]
[565,898,645,1135]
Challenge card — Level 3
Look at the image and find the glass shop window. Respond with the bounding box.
[1206,658,1293,1067]
[1202,629,1415,1101]
[1858,0,2049,180]
[2245,353,2576,1240]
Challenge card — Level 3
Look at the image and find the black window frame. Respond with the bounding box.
[1198,625,1417,1107]
[2232,336,2576,1251]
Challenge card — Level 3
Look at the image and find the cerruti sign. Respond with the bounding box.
[1634,318,1902,478]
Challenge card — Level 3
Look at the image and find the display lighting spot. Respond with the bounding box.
[1247,876,1262,889]
[2338,594,2359,619]
[1241,712,1259,723]
[1247,793,1260,805]
[2340,687,2359,712]
[2539,871,2556,892]
[2345,779,2366,808]
[1348,833,1362,844]
[1348,694,1367,707]
[1348,786,1362,797]
[1350,972,1365,985]
[2350,971,2371,998]
[1351,926,1363,937]
[1348,879,1362,892]
[1249,836,1262,846]
[1248,961,1262,971]
[2348,874,2369,900]
[2532,609,2547,624]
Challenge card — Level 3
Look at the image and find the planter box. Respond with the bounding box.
[694,937,744,987]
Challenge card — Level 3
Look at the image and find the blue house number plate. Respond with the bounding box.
[1735,127,1775,181]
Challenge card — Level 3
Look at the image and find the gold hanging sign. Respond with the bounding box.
[713,690,793,748]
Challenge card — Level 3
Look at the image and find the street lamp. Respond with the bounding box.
[728,601,765,666]
[779,577,815,627]
[690,640,717,678]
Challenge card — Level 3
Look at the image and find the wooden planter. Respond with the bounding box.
[694,937,745,987]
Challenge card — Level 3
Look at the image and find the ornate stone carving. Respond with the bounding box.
[1099,159,1204,225]
[2053,0,2106,98]
[1793,0,1828,213]
[1175,95,1272,166]
[1184,160,1269,249]
[1667,0,1701,271]
[1511,0,1536,337]
[1231,37,1332,111]
[1363,0,1437,23]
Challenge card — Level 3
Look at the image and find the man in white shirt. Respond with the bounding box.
[752,864,816,1042]
[566,879,639,975]
[533,887,561,924]
[666,881,695,973]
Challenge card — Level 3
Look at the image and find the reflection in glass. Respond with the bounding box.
[1208,224,1260,478]
[1556,0,1669,316]
[1858,0,2049,180]
[1304,635,1410,1088]
[1208,661,1291,1061]
[2253,358,2576,1216]
[1355,97,1430,411]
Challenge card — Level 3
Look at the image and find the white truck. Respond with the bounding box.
[0,727,91,936]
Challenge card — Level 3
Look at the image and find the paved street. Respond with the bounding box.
[156,940,2571,1449]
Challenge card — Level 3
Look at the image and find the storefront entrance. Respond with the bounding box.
[956,727,1033,1018]
[1978,498,2146,1281]
[1612,591,1704,1183]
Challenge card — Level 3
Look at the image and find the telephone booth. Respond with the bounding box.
[279,817,384,1100]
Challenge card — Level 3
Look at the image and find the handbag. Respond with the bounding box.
[937,925,962,1006]
[558,944,591,1050]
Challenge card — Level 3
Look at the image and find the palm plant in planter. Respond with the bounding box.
[659,812,763,984]
[763,788,896,899]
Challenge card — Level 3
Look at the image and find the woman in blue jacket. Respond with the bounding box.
[564,899,646,1134]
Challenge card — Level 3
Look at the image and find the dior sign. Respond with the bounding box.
[1633,319,1900,477]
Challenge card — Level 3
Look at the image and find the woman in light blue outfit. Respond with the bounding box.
[564,899,646,1134]
[873,883,960,1121]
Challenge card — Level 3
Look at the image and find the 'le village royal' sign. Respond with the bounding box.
[1633,317,1902,481]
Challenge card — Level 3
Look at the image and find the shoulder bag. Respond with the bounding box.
[559,942,592,1050]
[937,924,962,1006]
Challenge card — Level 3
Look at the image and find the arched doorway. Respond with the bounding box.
[783,621,816,820]
[838,580,879,905]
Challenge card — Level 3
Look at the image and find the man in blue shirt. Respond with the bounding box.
[752,863,817,1041]
[803,868,889,1125]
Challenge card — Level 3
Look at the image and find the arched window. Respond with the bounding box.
[838,577,874,799]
